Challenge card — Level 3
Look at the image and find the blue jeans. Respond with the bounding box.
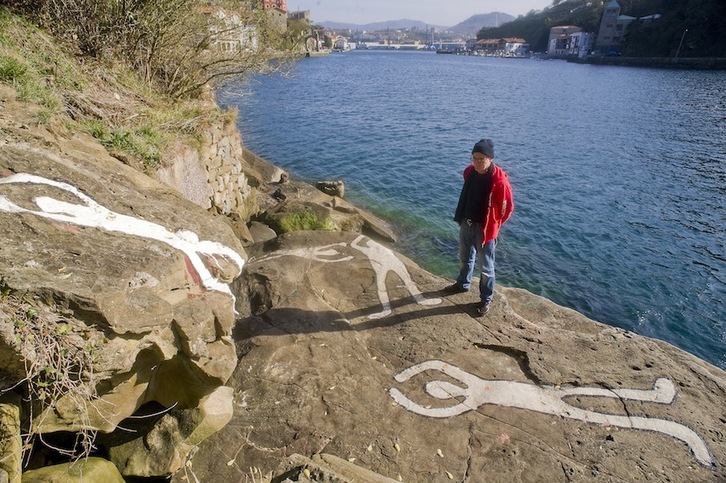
[456,222,496,304]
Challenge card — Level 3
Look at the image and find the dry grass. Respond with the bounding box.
[0,290,102,461]
[0,5,227,172]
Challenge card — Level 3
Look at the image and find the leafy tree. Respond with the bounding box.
[625,0,726,57]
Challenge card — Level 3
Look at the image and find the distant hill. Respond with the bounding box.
[449,12,515,36]
[320,19,441,31]
[319,12,516,33]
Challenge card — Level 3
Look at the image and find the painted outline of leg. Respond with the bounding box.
[350,235,441,319]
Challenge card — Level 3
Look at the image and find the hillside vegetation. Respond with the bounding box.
[0,0,293,171]
[478,0,726,56]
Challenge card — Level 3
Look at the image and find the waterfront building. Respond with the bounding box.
[548,26,594,58]
[595,0,627,54]
[333,36,350,51]
[504,38,529,57]
[473,38,528,57]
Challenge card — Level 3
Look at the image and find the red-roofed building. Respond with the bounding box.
[473,37,528,57]
[260,0,286,12]
[260,0,287,31]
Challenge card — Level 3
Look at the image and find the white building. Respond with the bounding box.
[210,9,259,52]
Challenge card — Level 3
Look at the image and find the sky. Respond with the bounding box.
[286,0,553,26]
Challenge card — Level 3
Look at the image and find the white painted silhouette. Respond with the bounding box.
[349,235,442,319]
[390,360,714,466]
[252,235,442,319]
[0,173,244,298]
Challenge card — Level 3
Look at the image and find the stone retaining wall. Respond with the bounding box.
[155,116,256,220]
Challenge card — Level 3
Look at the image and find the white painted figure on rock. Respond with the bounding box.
[349,235,441,319]
[390,359,714,467]
[0,173,245,300]
[253,235,442,319]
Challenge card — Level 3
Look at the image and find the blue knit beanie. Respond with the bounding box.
[472,139,495,158]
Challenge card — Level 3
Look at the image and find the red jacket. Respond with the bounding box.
[462,164,514,243]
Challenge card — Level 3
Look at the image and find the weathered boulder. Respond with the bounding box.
[0,85,246,473]
[179,230,726,482]
[316,180,345,198]
[22,457,125,483]
[104,386,234,477]
[248,220,278,245]
[240,146,289,188]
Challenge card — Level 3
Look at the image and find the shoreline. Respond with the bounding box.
[568,56,726,69]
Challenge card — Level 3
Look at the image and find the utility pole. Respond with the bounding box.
[675,29,688,58]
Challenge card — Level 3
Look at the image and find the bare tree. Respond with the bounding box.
[3,0,296,98]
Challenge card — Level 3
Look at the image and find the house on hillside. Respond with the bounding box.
[595,0,661,55]
[203,6,259,53]
[260,0,287,32]
[288,10,310,22]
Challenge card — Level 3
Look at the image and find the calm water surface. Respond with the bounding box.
[219,51,726,370]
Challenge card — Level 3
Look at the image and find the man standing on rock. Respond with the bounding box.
[445,138,514,316]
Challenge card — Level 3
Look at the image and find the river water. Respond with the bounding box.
[218,50,726,370]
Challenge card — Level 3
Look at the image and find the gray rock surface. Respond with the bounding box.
[1,84,724,482]
[0,392,21,483]
[180,231,725,482]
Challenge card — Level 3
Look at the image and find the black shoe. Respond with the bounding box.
[476,303,490,316]
[444,283,468,294]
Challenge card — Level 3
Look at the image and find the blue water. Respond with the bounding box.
[218,51,726,370]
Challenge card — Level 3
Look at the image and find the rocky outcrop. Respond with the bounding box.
[316,180,345,198]
[1,82,725,483]
[180,230,726,482]
[253,178,397,244]
[0,85,246,477]
[102,386,234,476]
